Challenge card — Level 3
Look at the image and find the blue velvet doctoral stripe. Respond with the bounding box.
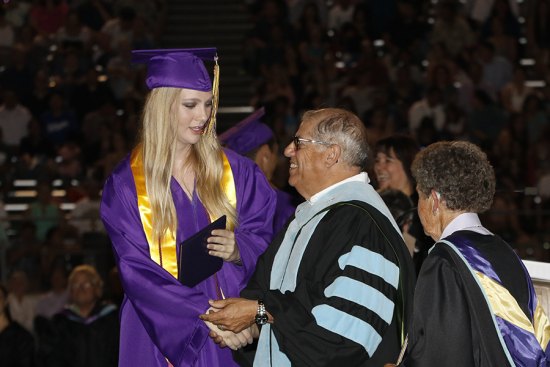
[338,246,399,289]
[324,276,395,324]
[312,304,382,356]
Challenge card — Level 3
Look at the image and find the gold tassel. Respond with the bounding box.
[205,54,219,138]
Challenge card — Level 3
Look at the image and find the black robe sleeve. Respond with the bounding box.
[243,203,415,367]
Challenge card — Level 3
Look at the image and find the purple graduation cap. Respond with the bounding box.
[219,107,274,155]
[131,48,217,90]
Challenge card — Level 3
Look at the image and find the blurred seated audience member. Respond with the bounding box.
[500,66,532,114]
[7,270,39,334]
[21,69,53,119]
[19,118,56,160]
[4,0,32,29]
[54,10,92,50]
[0,283,35,367]
[100,6,136,51]
[34,265,68,319]
[373,135,419,197]
[29,0,69,39]
[0,45,34,102]
[379,188,416,257]
[0,89,32,154]
[481,191,533,253]
[75,0,113,32]
[69,179,104,235]
[408,87,446,140]
[0,7,15,48]
[43,265,118,367]
[71,67,115,121]
[467,88,507,150]
[11,144,55,184]
[39,91,78,150]
[26,181,61,242]
[6,222,42,285]
[477,40,513,99]
[523,94,549,145]
[0,127,13,177]
[374,134,433,273]
[55,139,84,180]
[430,0,474,56]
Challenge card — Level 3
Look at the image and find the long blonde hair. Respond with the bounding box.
[140,87,237,241]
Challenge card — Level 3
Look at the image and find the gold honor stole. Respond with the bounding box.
[440,239,550,356]
[130,147,236,278]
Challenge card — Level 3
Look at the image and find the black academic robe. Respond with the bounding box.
[404,231,530,367]
[0,321,35,367]
[242,200,416,366]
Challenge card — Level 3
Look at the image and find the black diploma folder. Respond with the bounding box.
[177,215,226,287]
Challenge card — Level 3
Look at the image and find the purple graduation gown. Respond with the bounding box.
[100,149,276,367]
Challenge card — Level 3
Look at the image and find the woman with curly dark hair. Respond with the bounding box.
[391,141,550,366]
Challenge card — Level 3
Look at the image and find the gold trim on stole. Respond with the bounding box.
[130,148,237,278]
[476,271,550,349]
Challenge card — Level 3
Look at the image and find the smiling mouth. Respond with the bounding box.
[190,124,206,133]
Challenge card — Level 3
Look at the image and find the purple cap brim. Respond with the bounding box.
[219,107,274,155]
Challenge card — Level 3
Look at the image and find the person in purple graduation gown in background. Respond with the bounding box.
[99,48,276,367]
[219,107,298,237]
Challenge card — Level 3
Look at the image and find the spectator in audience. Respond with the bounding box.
[477,40,513,100]
[0,89,33,154]
[29,0,69,40]
[26,181,60,242]
[467,88,507,150]
[34,265,68,319]
[380,188,416,256]
[7,270,38,333]
[431,0,474,56]
[0,283,35,367]
[374,134,433,273]
[327,0,355,31]
[68,179,104,235]
[6,222,41,286]
[75,0,113,32]
[500,66,533,113]
[100,6,136,51]
[39,91,78,150]
[0,7,15,48]
[43,265,118,367]
[408,87,446,140]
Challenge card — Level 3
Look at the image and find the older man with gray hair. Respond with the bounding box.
[201,108,415,366]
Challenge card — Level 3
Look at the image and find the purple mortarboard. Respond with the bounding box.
[131,48,217,90]
[219,107,274,155]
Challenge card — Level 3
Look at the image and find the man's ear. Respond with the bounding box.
[325,144,341,167]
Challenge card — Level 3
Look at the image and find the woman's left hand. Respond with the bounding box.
[207,229,241,263]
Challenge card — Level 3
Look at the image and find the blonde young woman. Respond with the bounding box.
[100,48,276,367]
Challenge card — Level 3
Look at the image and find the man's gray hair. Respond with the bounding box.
[307,108,369,170]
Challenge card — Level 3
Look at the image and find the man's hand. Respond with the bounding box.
[199,298,257,333]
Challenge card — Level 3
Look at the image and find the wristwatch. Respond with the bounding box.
[254,299,268,325]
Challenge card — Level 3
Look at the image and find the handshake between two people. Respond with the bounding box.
[200,297,267,351]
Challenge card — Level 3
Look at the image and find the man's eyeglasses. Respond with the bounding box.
[293,136,332,149]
